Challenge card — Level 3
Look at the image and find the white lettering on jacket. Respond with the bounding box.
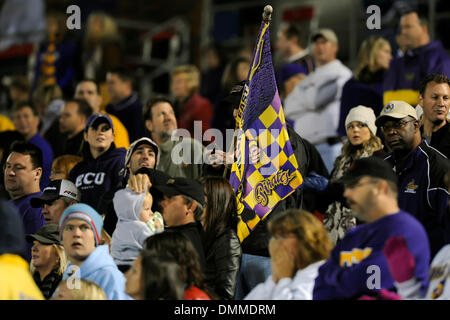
[75,172,105,187]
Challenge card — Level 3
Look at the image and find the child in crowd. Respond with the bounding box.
[52,279,107,300]
[111,188,163,272]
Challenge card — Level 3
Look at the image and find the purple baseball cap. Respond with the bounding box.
[85,113,114,132]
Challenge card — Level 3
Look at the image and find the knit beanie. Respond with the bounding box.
[345,105,377,135]
[59,203,103,246]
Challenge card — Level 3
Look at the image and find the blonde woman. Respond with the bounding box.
[52,279,107,300]
[27,224,67,299]
[323,106,386,243]
[338,36,392,137]
[244,209,332,300]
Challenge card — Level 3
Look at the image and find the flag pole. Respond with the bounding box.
[223,5,273,179]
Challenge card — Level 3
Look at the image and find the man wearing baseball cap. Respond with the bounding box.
[30,179,80,225]
[153,177,207,272]
[68,113,126,211]
[376,100,450,257]
[284,27,352,172]
[313,157,430,300]
[98,136,167,235]
[58,203,130,300]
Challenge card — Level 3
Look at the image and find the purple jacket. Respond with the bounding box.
[10,192,45,262]
[383,40,450,105]
[28,132,53,189]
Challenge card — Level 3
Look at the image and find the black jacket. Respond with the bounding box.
[166,222,207,273]
[203,228,242,300]
[422,121,450,159]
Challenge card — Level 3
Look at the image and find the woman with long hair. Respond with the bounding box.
[145,231,212,300]
[199,176,242,300]
[338,36,392,137]
[323,106,386,243]
[124,250,184,300]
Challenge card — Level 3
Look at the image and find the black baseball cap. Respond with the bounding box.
[339,157,397,186]
[26,224,60,245]
[152,177,206,207]
[30,179,81,208]
[223,80,246,109]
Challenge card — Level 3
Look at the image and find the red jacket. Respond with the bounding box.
[184,285,211,300]
[178,92,213,141]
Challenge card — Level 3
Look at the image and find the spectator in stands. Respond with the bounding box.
[275,23,314,98]
[200,43,225,104]
[12,101,53,188]
[50,155,82,181]
[124,250,184,300]
[313,157,430,299]
[382,171,450,300]
[211,58,251,136]
[245,209,332,300]
[83,12,123,83]
[111,188,163,272]
[30,179,80,225]
[376,100,450,257]
[8,75,30,109]
[32,83,64,136]
[59,203,130,300]
[418,74,450,158]
[171,65,213,140]
[383,10,450,106]
[339,36,392,137]
[0,198,44,300]
[284,28,352,172]
[145,232,212,300]
[199,176,241,300]
[33,11,80,97]
[75,79,130,149]
[143,96,204,179]
[69,114,126,210]
[98,136,162,235]
[152,177,207,272]
[52,279,107,300]
[4,141,45,262]
[56,99,93,157]
[105,67,145,142]
[322,106,386,244]
[27,224,67,299]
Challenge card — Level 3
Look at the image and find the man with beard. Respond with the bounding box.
[143,95,204,180]
[418,74,450,158]
[313,157,430,300]
[376,100,450,257]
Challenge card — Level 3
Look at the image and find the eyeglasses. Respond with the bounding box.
[380,119,416,132]
[346,123,368,130]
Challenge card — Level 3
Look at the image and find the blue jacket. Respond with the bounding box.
[62,245,131,300]
[69,145,126,211]
[385,140,450,257]
[105,93,146,142]
[313,210,430,300]
[28,132,54,189]
[10,192,45,262]
[383,40,450,105]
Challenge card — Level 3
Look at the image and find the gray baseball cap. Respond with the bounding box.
[30,179,81,208]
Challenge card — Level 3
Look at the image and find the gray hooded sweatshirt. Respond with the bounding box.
[111,188,153,266]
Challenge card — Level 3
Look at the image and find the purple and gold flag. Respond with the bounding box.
[230,20,303,242]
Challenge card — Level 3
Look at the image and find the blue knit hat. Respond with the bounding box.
[59,203,103,246]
